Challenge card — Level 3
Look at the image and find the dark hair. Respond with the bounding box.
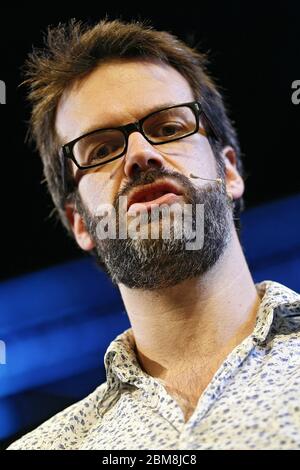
[23,17,244,238]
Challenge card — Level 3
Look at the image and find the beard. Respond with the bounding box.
[75,166,234,290]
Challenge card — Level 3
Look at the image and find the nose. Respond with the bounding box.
[123,131,166,179]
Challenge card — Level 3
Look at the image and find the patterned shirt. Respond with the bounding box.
[8,280,300,450]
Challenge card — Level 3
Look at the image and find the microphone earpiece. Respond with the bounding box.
[189,173,233,201]
[189,173,223,185]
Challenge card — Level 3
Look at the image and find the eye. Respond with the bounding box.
[151,121,185,138]
[89,145,109,161]
[95,145,111,158]
[160,123,183,136]
[88,142,120,163]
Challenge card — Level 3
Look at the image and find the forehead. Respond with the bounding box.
[56,59,195,144]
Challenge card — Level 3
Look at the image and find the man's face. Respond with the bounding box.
[56,59,237,289]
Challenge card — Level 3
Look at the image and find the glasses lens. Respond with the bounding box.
[143,106,197,143]
[73,129,125,167]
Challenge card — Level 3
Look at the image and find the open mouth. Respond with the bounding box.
[127,179,184,215]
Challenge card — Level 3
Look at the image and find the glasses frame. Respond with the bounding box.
[59,100,221,194]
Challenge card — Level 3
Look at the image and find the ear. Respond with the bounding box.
[221,146,244,200]
[65,203,95,252]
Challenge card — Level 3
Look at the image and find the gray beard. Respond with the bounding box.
[76,167,233,290]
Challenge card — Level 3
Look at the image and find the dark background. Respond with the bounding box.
[0,3,299,282]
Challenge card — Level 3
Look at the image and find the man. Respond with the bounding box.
[8,18,300,450]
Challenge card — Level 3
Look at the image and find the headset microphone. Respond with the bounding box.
[189,173,233,201]
[189,173,223,185]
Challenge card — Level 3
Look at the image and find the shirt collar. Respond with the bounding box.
[252,280,300,344]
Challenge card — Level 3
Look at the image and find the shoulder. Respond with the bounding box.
[7,382,108,450]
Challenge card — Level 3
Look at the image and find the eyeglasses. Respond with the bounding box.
[61,101,220,173]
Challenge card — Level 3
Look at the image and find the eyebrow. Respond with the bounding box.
[78,101,179,138]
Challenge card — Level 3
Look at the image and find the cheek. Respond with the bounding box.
[163,139,217,177]
[78,174,113,213]
[78,160,125,213]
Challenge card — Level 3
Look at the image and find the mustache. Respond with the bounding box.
[114,167,203,211]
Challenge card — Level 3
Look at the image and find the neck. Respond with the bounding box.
[118,229,262,384]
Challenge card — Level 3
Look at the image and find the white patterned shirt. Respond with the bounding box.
[8,280,300,450]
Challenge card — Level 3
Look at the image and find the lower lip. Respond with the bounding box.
[127,193,183,215]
